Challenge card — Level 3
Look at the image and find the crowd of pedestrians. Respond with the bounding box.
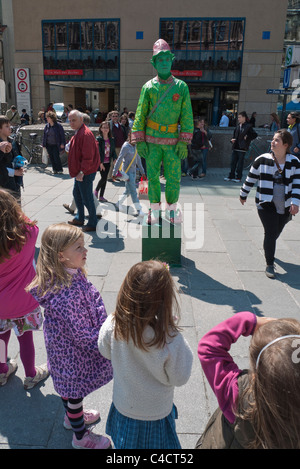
[1,105,300,450]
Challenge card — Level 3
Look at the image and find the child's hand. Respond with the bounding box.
[254,316,276,334]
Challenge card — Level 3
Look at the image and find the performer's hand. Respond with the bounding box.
[137,142,149,160]
[175,141,188,159]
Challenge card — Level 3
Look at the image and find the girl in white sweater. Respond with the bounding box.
[98,260,193,449]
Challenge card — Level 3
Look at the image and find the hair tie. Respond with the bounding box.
[256,335,300,369]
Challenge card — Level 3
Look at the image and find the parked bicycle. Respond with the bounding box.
[243,137,270,170]
[11,124,43,164]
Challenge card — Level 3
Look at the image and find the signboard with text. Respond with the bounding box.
[14,68,31,115]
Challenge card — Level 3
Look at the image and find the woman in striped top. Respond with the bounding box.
[240,129,300,278]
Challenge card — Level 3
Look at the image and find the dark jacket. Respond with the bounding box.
[96,136,117,164]
[191,127,212,150]
[232,122,257,151]
[43,122,66,150]
[0,137,21,193]
[195,372,256,449]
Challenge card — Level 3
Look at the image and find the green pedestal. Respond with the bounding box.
[142,216,182,267]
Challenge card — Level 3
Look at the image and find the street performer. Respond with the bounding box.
[131,39,193,224]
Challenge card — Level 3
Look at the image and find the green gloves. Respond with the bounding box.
[175,141,188,159]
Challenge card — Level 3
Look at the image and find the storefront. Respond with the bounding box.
[160,18,244,124]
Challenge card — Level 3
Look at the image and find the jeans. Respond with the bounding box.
[46,144,63,172]
[257,203,291,265]
[228,149,246,180]
[73,172,98,227]
[190,148,208,175]
[123,171,139,205]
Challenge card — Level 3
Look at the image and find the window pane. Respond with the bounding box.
[56,23,67,50]
[69,22,81,50]
[43,24,55,51]
[229,20,244,50]
[81,22,94,50]
[94,22,106,50]
[106,22,119,49]
[201,21,215,51]
[160,20,174,48]
[214,20,229,50]
[174,20,187,50]
[187,20,201,50]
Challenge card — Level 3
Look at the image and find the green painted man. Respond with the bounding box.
[131,39,194,224]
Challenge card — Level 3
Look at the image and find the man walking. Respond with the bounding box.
[67,110,100,232]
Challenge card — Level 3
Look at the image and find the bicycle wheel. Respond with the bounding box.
[30,145,43,164]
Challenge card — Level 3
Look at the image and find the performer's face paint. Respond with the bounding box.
[153,52,173,80]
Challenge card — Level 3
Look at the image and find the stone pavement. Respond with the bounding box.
[1,166,300,449]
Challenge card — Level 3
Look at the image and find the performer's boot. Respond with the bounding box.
[147,203,161,225]
[165,203,182,224]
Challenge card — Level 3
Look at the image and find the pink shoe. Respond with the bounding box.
[99,196,107,202]
[64,409,100,429]
[94,190,99,198]
[72,430,111,449]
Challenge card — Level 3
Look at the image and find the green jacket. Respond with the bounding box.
[132,75,194,146]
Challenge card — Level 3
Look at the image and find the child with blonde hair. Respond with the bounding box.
[197,312,300,449]
[0,189,48,388]
[27,223,113,449]
[98,260,193,449]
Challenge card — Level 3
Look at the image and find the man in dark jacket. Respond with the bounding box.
[224,111,257,183]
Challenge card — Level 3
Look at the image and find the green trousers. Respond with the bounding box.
[146,143,181,204]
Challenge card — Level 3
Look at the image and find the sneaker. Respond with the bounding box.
[72,430,111,449]
[24,363,49,390]
[181,172,187,177]
[224,177,233,181]
[265,265,275,279]
[198,173,206,178]
[233,178,241,183]
[94,190,99,198]
[191,175,197,180]
[64,409,101,430]
[0,359,18,386]
[63,203,75,215]
[99,197,107,202]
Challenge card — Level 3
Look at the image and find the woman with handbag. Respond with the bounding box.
[112,131,146,217]
[240,129,300,278]
[42,111,65,174]
[94,122,117,202]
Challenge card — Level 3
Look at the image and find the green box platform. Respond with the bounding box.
[142,216,182,267]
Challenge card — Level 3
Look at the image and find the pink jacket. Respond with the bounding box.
[198,312,257,423]
[0,224,39,319]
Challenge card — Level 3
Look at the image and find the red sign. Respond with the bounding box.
[18,81,28,92]
[44,69,84,76]
[172,70,202,77]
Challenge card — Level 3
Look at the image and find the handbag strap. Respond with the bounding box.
[271,151,283,173]
[147,78,176,120]
[124,147,137,173]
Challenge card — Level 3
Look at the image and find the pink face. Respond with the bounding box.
[59,237,87,270]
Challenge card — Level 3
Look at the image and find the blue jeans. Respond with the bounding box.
[190,148,208,175]
[123,172,139,205]
[73,172,97,227]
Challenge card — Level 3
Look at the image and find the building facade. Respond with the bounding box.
[1,0,288,126]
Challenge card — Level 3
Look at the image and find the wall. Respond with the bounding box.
[7,0,289,123]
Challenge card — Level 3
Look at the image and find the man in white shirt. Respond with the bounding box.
[219,111,229,127]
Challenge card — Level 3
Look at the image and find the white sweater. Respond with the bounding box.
[98,314,193,421]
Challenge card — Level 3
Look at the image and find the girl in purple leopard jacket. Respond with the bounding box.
[27,223,113,450]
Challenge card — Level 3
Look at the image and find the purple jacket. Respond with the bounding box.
[198,312,257,423]
[30,269,113,399]
[42,122,66,150]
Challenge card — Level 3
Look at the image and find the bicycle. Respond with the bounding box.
[243,137,270,170]
[11,124,43,164]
